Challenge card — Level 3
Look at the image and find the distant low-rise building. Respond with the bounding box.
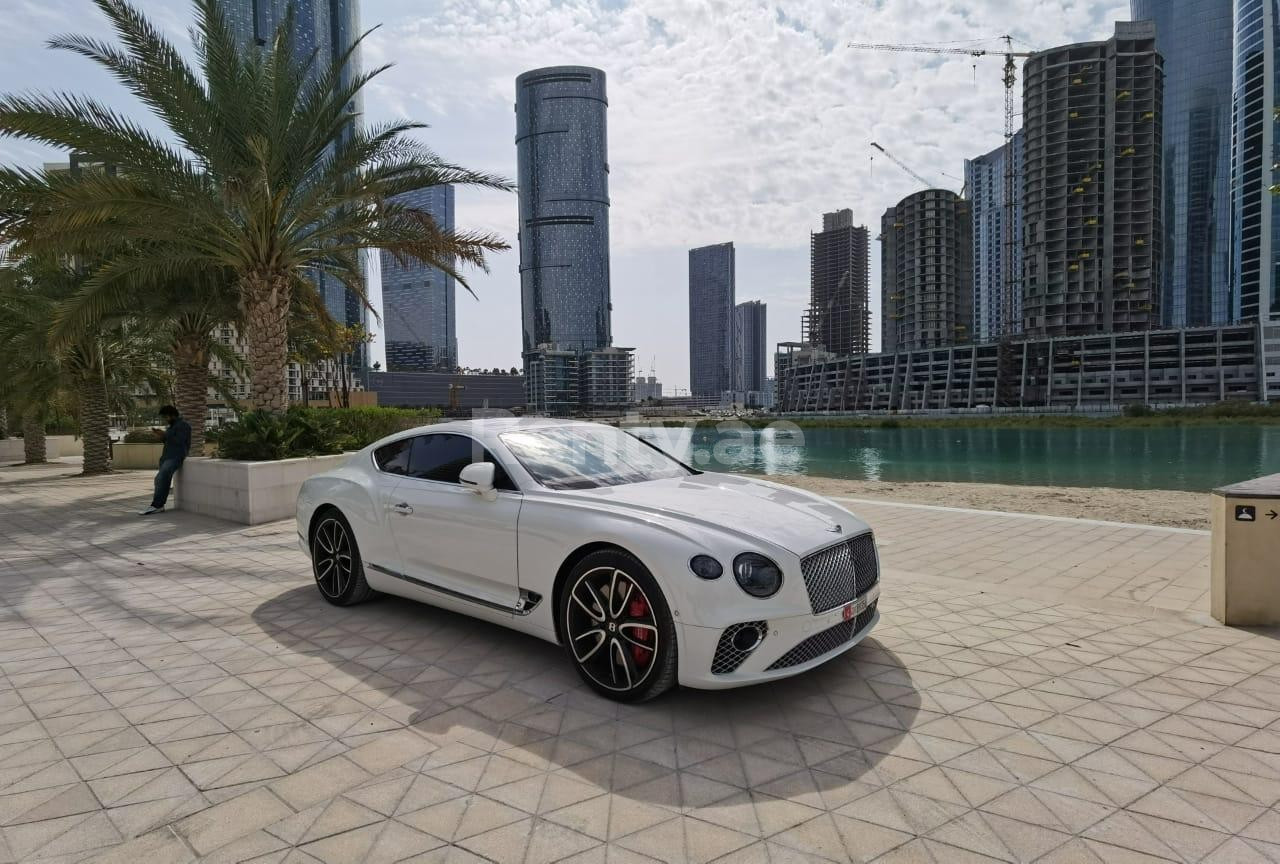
[366,370,526,412]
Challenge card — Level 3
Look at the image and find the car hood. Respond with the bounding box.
[549,472,868,555]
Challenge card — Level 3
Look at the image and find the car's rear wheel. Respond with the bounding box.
[311,508,373,606]
[560,549,677,702]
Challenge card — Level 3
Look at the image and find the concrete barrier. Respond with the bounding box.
[0,439,27,463]
[112,443,164,470]
[174,453,351,525]
[48,435,82,457]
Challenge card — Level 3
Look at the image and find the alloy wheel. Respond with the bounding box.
[313,518,353,599]
[566,566,659,693]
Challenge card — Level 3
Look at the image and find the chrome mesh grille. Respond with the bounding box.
[800,533,879,614]
[710,621,767,675]
[767,600,877,671]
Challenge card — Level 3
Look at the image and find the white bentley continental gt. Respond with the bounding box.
[296,419,880,702]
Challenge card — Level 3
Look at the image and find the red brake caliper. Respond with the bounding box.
[627,591,652,665]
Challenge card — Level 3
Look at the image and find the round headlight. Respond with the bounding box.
[689,555,723,580]
[733,553,782,598]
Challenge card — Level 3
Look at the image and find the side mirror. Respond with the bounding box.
[459,462,497,501]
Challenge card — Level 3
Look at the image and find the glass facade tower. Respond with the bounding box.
[688,243,736,398]
[1133,0,1234,327]
[379,185,456,372]
[516,66,612,354]
[964,131,1025,342]
[1231,0,1280,321]
[735,300,767,393]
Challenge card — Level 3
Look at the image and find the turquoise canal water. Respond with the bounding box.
[632,424,1280,492]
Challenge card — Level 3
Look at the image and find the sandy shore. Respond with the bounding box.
[767,475,1210,530]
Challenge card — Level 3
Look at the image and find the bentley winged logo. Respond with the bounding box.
[827,523,843,533]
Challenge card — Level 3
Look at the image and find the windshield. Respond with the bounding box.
[500,426,695,490]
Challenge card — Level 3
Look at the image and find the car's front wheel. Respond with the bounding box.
[560,549,677,702]
[311,508,374,606]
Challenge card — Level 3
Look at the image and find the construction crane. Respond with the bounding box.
[870,142,966,197]
[850,36,1035,344]
[870,142,935,189]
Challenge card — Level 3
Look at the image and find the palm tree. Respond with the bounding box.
[53,266,243,454]
[0,0,509,413]
[0,255,167,474]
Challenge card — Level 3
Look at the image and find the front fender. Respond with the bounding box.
[515,496,813,636]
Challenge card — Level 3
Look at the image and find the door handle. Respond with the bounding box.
[392,502,414,515]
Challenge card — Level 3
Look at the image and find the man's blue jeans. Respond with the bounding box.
[152,459,181,509]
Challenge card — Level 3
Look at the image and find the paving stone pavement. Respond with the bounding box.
[0,464,1277,863]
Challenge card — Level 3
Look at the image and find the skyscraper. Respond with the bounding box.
[736,300,767,394]
[1022,21,1163,337]
[1132,0,1234,327]
[964,131,1024,342]
[516,66,612,355]
[688,243,736,398]
[217,0,365,332]
[1230,0,1280,322]
[379,185,456,372]
[881,190,973,353]
[805,210,870,356]
[515,66,631,413]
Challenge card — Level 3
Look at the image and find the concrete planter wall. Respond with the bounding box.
[0,439,26,463]
[175,453,351,525]
[48,435,83,457]
[112,443,164,470]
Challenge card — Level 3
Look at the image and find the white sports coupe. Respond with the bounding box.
[296,419,880,702]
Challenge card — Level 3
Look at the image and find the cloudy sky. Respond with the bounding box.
[0,0,1129,390]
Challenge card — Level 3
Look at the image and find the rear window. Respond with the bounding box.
[373,438,412,475]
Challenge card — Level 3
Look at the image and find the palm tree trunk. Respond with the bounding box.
[0,405,7,439]
[174,335,209,455]
[21,411,45,464]
[79,377,112,475]
[244,279,291,413]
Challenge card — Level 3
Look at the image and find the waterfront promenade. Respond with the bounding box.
[0,462,1276,862]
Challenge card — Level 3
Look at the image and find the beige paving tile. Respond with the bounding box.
[0,466,1273,863]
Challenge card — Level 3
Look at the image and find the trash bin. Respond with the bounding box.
[1211,473,1280,626]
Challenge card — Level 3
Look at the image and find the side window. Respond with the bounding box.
[406,434,518,491]
[408,435,473,483]
[373,438,412,475]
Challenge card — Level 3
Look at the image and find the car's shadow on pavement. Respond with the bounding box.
[253,583,921,808]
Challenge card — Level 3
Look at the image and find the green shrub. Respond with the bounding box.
[217,411,299,461]
[215,406,438,460]
[1123,403,1154,418]
[123,427,166,443]
[320,406,441,450]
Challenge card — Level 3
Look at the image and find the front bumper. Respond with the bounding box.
[677,583,880,689]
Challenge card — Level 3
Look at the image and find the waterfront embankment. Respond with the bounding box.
[771,474,1209,530]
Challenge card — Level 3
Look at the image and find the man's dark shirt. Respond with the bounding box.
[161,419,192,464]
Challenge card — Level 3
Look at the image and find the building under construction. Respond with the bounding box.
[1022,20,1163,337]
[881,189,973,353]
[804,210,870,356]
[776,322,1270,412]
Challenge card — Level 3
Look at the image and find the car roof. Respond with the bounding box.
[382,417,610,447]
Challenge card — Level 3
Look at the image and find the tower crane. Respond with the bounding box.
[870,142,935,189]
[849,36,1035,342]
[870,142,965,197]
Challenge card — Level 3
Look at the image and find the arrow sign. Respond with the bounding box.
[1269,510,1278,521]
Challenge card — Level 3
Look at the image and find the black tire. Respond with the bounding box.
[310,508,374,607]
[560,549,677,703]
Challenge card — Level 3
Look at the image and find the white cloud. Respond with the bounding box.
[0,0,1131,388]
